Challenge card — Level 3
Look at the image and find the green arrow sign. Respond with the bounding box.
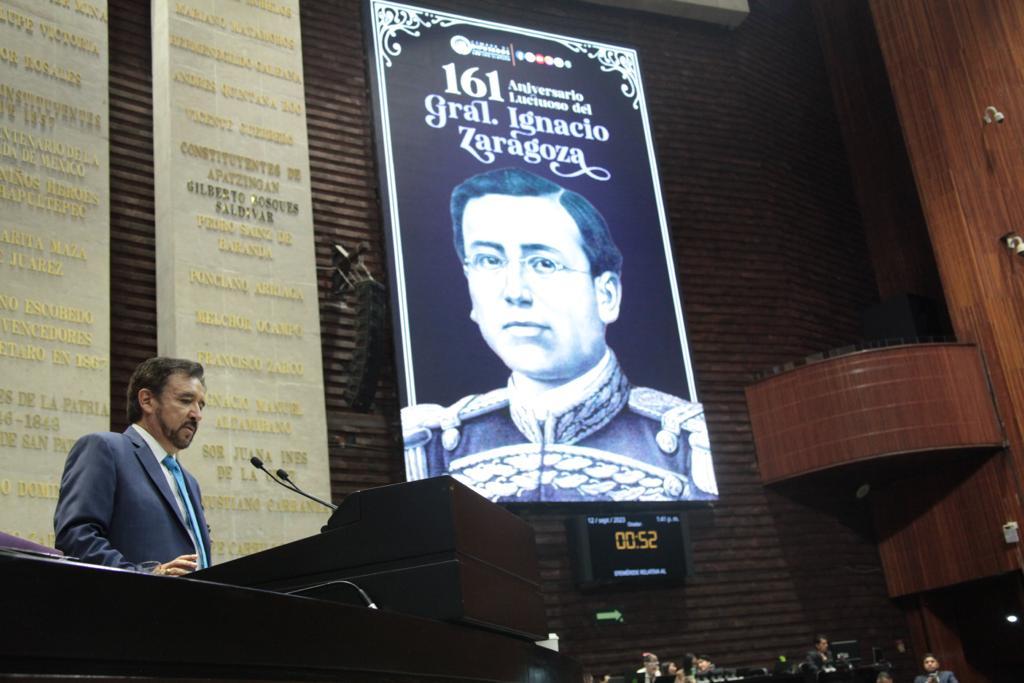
[596,609,623,623]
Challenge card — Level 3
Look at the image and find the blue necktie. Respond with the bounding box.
[162,455,208,569]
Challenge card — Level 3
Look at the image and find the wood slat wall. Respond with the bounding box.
[104,0,915,677]
[810,0,944,304]
[109,0,159,429]
[865,0,1024,597]
[747,344,1003,484]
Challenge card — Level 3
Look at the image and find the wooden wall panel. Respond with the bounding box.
[811,0,944,304]
[108,0,158,431]
[867,0,1024,594]
[102,0,917,678]
[873,456,1012,599]
[747,344,1003,484]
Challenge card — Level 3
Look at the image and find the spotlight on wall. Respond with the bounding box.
[983,106,1006,124]
[1007,614,1019,624]
[1002,232,1024,255]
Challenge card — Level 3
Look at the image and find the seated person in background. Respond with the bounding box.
[912,654,958,683]
[675,653,697,683]
[876,672,894,683]
[804,634,833,674]
[638,652,660,683]
[695,655,715,674]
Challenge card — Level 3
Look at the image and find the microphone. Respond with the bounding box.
[276,468,337,511]
[250,456,283,483]
[248,457,337,511]
[286,579,377,609]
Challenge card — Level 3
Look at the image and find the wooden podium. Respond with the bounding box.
[191,476,548,640]
[0,549,579,681]
[0,477,576,682]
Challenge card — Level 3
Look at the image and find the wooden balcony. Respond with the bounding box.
[746,343,1004,484]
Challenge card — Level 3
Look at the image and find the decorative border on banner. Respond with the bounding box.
[368,0,697,407]
[374,2,641,110]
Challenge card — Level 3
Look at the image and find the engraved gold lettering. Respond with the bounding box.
[173,70,215,93]
[229,20,295,50]
[206,167,279,193]
[254,280,302,301]
[20,433,48,450]
[214,415,293,434]
[239,121,293,146]
[265,360,303,376]
[0,317,90,344]
[49,238,87,260]
[17,480,59,498]
[196,351,262,371]
[220,82,277,110]
[0,341,45,361]
[38,22,100,55]
[188,269,249,292]
[205,393,249,410]
[281,450,307,464]
[185,107,233,130]
[168,34,301,84]
[0,7,35,34]
[255,319,302,337]
[74,353,106,369]
[73,0,108,23]
[245,0,292,19]
[173,3,226,28]
[61,397,109,415]
[22,54,82,87]
[179,141,280,176]
[256,400,302,416]
[0,84,102,131]
[23,298,93,324]
[7,251,66,274]
[195,309,252,331]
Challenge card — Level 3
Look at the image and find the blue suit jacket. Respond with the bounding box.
[913,672,958,683]
[53,426,211,569]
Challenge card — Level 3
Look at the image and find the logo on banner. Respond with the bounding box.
[450,34,511,62]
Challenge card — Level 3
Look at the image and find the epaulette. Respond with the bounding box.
[441,387,509,451]
[400,403,446,449]
[628,386,706,455]
[400,387,510,451]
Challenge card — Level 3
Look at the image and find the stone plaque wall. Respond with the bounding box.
[152,0,330,560]
[0,0,110,546]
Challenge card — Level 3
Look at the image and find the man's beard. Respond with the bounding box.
[161,415,197,449]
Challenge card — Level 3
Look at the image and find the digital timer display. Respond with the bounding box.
[567,513,690,587]
[614,529,658,550]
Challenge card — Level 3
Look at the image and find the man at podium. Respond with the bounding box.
[53,357,211,575]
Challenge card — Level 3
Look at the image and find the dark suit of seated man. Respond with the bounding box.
[54,357,211,576]
[912,653,959,683]
[802,634,833,681]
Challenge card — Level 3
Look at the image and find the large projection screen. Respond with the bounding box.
[366,0,717,503]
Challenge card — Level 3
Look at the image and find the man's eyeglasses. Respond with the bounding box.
[462,253,590,279]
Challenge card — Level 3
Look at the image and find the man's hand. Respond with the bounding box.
[154,554,198,576]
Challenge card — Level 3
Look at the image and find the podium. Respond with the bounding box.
[191,476,548,640]
[0,549,580,682]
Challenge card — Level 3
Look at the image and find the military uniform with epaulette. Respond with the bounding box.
[402,351,716,502]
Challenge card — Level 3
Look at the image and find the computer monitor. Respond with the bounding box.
[831,640,861,664]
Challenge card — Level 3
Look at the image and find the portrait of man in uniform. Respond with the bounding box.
[401,167,716,502]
